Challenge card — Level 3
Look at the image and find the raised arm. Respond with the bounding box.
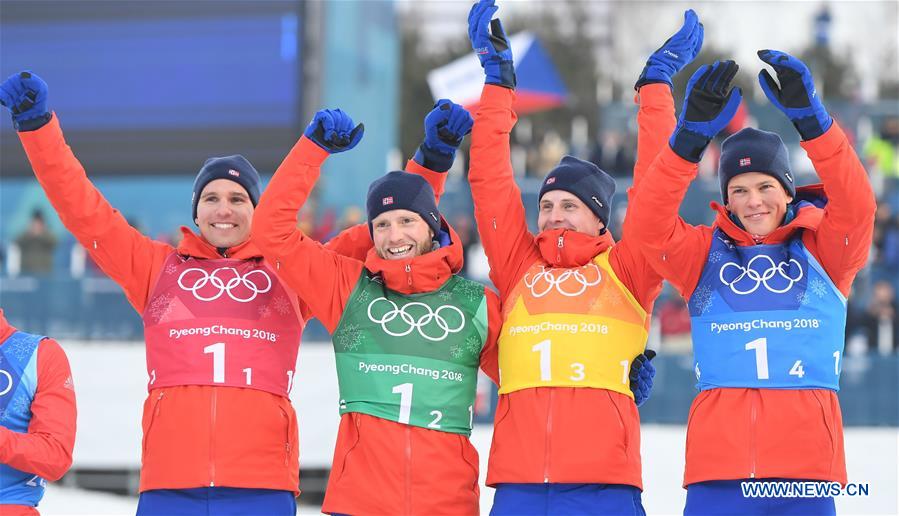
[1,72,171,312]
[467,0,540,299]
[0,339,76,481]
[324,100,473,258]
[755,50,877,294]
[615,10,704,308]
[628,61,744,297]
[251,109,366,332]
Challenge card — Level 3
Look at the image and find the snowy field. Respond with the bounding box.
[36,425,899,515]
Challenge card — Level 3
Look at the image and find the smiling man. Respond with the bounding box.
[252,107,503,515]
[0,71,452,515]
[628,54,876,515]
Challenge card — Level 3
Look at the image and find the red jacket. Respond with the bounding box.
[251,135,503,515]
[15,115,436,495]
[0,309,77,516]
[468,84,673,488]
[627,122,876,486]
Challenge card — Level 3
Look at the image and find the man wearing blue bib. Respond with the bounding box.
[0,309,77,515]
[628,53,876,515]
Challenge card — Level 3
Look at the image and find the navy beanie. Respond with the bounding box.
[719,128,795,203]
[539,155,617,227]
[366,171,441,236]
[191,155,261,222]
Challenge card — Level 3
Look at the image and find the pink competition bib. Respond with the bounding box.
[143,253,303,397]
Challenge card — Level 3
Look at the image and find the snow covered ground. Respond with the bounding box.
[36,425,898,515]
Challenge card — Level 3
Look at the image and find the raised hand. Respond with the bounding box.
[0,71,52,131]
[414,99,474,172]
[669,60,743,163]
[467,0,516,88]
[757,49,832,140]
[303,108,364,154]
[636,9,704,90]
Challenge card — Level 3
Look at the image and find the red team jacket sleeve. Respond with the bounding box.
[609,83,676,311]
[799,122,876,297]
[478,289,503,384]
[17,115,173,312]
[627,146,711,299]
[0,339,76,482]
[251,136,365,332]
[469,85,541,299]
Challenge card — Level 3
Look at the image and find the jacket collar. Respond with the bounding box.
[363,220,463,295]
[175,227,265,260]
[712,184,826,245]
[535,228,614,268]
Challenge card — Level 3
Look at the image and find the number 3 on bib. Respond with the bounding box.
[531,339,590,382]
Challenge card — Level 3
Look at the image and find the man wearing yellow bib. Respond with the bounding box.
[467,1,704,513]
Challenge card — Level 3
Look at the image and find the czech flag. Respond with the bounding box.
[427,32,568,115]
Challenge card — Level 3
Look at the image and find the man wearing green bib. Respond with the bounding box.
[252,108,502,515]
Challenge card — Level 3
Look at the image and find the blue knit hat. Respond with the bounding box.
[539,155,617,227]
[366,171,441,236]
[191,155,261,222]
[719,128,795,203]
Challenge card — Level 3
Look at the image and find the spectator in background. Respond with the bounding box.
[854,280,898,354]
[864,117,899,181]
[872,201,899,272]
[14,210,56,275]
[588,130,636,178]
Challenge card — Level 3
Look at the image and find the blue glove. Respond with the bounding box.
[413,99,474,172]
[636,9,704,90]
[303,108,364,153]
[467,0,516,89]
[669,60,743,163]
[757,49,832,141]
[629,349,657,407]
[0,71,52,131]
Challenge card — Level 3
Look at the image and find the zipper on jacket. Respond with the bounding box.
[92,240,97,250]
[405,425,412,515]
[210,389,218,487]
[543,389,554,483]
[492,218,497,231]
[555,235,564,264]
[405,264,413,287]
[749,390,758,479]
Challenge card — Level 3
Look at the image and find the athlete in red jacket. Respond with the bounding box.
[0,309,76,516]
[628,54,875,514]
[0,71,452,515]
[252,107,502,515]
[466,1,703,512]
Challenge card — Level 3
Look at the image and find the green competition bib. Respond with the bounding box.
[332,273,488,435]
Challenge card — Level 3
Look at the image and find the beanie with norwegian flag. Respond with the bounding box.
[366,171,441,236]
[719,128,795,203]
[191,155,261,223]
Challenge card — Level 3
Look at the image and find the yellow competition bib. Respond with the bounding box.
[498,251,648,396]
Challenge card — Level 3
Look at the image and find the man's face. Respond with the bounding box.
[195,179,254,248]
[725,172,793,238]
[371,209,434,260]
[537,190,605,236]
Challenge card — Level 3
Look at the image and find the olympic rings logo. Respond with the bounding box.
[719,255,803,295]
[0,370,12,397]
[367,297,465,342]
[523,264,602,298]
[177,267,272,302]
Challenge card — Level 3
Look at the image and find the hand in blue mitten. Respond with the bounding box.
[467,0,516,89]
[757,49,832,141]
[669,60,743,163]
[0,71,52,131]
[636,9,704,90]
[303,109,364,153]
[413,99,474,172]
[629,349,657,407]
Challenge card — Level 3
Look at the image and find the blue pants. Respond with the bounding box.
[684,480,836,516]
[136,487,296,516]
[491,483,645,516]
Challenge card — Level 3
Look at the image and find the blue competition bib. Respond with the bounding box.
[0,330,46,506]
[688,230,846,391]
